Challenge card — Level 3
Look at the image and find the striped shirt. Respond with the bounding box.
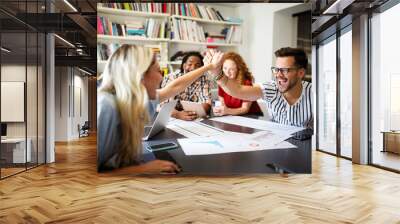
[260,81,313,128]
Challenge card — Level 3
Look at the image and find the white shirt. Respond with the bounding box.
[260,81,313,128]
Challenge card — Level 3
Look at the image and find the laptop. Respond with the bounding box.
[143,100,177,141]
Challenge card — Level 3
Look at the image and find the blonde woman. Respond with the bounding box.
[97,45,222,174]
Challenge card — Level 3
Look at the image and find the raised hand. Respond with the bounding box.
[204,49,224,76]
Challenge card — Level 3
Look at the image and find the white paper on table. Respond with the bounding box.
[210,116,304,136]
[178,133,297,156]
[248,130,293,146]
[167,119,225,138]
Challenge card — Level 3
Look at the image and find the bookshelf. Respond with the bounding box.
[97,3,243,74]
[169,39,239,47]
[98,6,169,19]
[170,15,241,25]
[97,35,169,45]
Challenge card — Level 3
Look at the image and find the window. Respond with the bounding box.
[339,27,352,158]
[317,35,337,154]
[370,2,400,171]
[0,0,47,179]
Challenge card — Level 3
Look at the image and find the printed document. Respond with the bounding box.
[178,131,296,156]
[210,116,304,136]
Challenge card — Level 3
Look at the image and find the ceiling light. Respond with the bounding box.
[63,0,78,12]
[1,47,11,53]
[54,34,75,48]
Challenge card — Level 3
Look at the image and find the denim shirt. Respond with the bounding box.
[97,91,157,172]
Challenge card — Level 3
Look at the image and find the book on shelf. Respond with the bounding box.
[224,26,242,44]
[97,16,167,39]
[171,18,206,42]
[206,35,225,43]
[225,17,243,24]
[99,3,164,13]
[171,18,242,44]
[126,21,145,36]
[97,16,125,36]
[99,3,227,22]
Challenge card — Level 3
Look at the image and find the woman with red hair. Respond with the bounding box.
[213,52,261,116]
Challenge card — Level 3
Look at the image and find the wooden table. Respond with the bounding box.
[381,131,400,154]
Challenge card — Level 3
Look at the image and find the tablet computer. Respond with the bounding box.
[181,101,207,118]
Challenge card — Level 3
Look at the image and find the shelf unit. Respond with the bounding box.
[97,35,240,47]
[97,34,169,45]
[98,6,170,19]
[97,5,242,74]
[169,39,239,47]
[170,15,241,25]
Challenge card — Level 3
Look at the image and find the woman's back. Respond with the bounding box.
[97,91,124,171]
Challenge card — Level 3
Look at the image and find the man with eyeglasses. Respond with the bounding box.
[205,47,312,128]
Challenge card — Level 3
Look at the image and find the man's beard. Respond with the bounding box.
[277,77,299,93]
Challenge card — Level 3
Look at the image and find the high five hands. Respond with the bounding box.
[203,49,224,77]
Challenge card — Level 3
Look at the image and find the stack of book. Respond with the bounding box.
[99,3,227,22]
[97,16,167,39]
[206,34,226,47]
[125,21,145,36]
[171,18,206,42]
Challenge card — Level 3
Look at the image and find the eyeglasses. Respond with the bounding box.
[271,67,298,76]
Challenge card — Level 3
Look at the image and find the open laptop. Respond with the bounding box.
[142,100,177,141]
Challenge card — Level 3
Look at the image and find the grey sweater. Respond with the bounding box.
[97,92,155,172]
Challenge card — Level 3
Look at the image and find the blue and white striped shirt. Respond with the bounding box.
[260,81,313,128]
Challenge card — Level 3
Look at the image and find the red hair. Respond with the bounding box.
[221,52,254,84]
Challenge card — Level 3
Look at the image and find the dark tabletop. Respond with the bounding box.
[143,117,312,175]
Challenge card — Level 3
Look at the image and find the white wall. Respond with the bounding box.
[55,67,68,141]
[1,65,38,137]
[1,64,46,164]
[55,67,89,141]
[237,3,309,83]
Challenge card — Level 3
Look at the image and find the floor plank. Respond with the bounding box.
[0,134,399,223]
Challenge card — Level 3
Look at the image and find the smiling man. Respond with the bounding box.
[206,47,313,128]
[160,51,212,121]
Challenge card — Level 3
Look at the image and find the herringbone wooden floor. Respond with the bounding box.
[1,134,399,223]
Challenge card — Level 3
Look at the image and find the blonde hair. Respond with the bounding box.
[98,45,153,164]
[222,52,254,84]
